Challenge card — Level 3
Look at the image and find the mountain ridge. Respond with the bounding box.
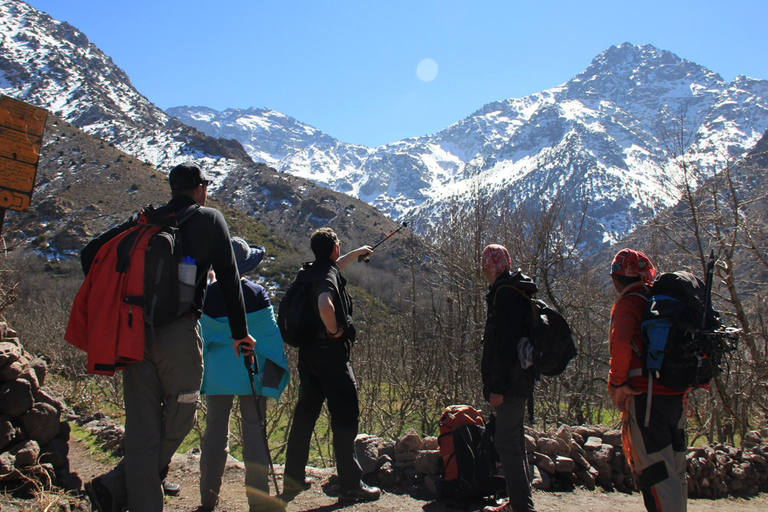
[167,43,768,249]
[3,0,767,252]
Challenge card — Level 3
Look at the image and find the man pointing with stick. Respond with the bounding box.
[280,228,381,503]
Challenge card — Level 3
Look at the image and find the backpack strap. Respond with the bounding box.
[492,284,538,329]
[175,204,201,225]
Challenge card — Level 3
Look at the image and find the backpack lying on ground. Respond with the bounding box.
[438,405,504,500]
[496,286,578,377]
[65,204,200,375]
[640,269,735,391]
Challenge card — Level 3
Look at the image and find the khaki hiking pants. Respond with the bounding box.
[100,315,203,512]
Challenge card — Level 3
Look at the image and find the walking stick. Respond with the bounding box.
[242,348,281,493]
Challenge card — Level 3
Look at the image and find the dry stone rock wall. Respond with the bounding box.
[0,322,81,495]
[354,421,768,499]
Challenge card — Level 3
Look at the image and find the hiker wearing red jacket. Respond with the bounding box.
[84,163,256,512]
[608,248,687,512]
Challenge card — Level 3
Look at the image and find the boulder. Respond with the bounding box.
[0,451,19,482]
[35,389,67,415]
[0,360,23,381]
[586,443,614,467]
[377,461,400,488]
[422,436,439,450]
[8,439,40,467]
[530,464,550,490]
[20,402,61,445]
[0,379,33,418]
[40,438,69,469]
[601,429,622,448]
[414,450,442,475]
[533,452,555,474]
[0,342,21,367]
[524,434,537,453]
[555,456,576,473]
[537,437,559,457]
[396,430,422,453]
[19,367,40,394]
[583,436,603,450]
[0,414,16,451]
[354,434,380,475]
[378,439,396,459]
[555,424,573,442]
[29,358,47,388]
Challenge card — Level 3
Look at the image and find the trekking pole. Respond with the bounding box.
[241,348,280,494]
[702,250,715,330]
[358,221,408,262]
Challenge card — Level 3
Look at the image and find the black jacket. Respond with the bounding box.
[481,270,538,401]
[296,258,355,343]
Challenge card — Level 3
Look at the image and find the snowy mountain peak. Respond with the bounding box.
[168,43,768,249]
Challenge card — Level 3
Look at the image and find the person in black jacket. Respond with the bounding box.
[85,162,255,512]
[278,228,380,504]
[480,244,538,512]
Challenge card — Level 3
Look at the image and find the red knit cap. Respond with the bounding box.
[611,248,656,284]
[482,244,512,277]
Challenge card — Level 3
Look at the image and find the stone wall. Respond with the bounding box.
[0,321,80,495]
[354,420,768,499]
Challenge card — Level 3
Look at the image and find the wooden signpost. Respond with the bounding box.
[0,95,48,235]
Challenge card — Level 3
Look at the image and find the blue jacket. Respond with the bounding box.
[200,305,289,400]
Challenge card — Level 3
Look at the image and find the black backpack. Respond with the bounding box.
[640,270,722,391]
[139,204,201,326]
[84,203,201,327]
[497,286,578,377]
[277,276,322,348]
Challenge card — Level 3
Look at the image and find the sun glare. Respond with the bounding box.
[416,58,438,82]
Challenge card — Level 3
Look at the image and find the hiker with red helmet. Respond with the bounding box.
[608,248,687,512]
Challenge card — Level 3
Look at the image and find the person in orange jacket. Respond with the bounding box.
[608,248,687,512]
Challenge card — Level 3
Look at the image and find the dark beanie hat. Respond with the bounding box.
[169,162,211,191]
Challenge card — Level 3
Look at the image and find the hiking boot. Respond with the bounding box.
[338,483,381,503]
[280,476,312,501]
[85,477,116,512]
[482,503,536,512]
[163,480,181,496]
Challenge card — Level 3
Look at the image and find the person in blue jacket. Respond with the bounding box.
[197,237,290,512]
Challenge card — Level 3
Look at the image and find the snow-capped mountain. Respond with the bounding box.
[3,0,767,250]
[0,0,399,247]
[169,44,768,247]
[0,0,252,185]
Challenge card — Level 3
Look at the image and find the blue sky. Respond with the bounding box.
[24,0,768,147]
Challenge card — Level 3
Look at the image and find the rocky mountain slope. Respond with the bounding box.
[0,0,402,258]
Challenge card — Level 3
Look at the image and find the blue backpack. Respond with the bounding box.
[640,271,722,391]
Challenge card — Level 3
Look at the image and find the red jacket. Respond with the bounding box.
[609,281,681,395]
[65,224,158,375]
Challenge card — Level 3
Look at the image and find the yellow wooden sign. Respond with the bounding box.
[0,95,48,211]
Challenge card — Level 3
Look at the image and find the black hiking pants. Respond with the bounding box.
[284,338,363,491]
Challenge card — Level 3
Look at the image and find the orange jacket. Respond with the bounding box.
[609,281,681,395]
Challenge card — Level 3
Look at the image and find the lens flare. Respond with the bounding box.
[416,58,438,82]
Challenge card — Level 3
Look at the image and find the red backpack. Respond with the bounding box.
[438,405,485,482]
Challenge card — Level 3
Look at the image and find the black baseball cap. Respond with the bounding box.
[168,162,212,191]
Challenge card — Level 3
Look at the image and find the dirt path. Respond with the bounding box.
[68,437,768,512]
